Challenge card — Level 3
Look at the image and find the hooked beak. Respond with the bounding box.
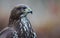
[30,11,32,14]
[28,11,32,14]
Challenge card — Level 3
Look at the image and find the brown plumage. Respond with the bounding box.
[0,4,37,38]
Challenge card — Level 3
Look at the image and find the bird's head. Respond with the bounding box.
[10,4,32,20]
[9,4,32,26]
[16,4,32,17]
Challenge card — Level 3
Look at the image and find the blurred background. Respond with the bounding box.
[0,0,60,38]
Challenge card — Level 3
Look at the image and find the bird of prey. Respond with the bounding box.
[0,4,37,38]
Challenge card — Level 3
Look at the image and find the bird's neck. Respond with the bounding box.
[20,15,28,20]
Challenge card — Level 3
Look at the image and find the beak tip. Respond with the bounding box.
[28,11,33,14]
[30,11,32,14]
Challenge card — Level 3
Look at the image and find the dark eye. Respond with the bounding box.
[23,7,27,9]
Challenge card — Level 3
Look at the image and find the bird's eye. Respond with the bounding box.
[23,7,27,9]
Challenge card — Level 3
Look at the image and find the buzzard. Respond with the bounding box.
[0,4,37,38]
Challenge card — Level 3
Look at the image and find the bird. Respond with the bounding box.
[0,4,37,38]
